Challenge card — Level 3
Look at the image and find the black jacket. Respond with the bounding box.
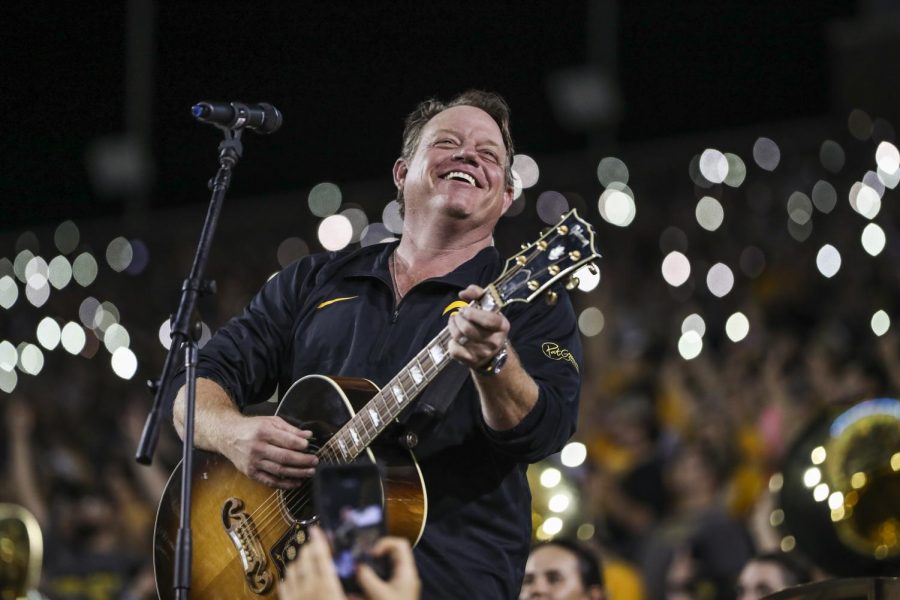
[195,241,583,599]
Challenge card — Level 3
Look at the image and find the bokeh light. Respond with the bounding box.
[106,237,134,272]
[37,317,61,350]
[276,237,310,268]
[849,182,881,220]
[72,252,99,286]
[111,347,138,379]
[598,187,636,227]
[537,191,570,225]
[540,468,562,488]
[382,200,404,234]
[816,244,841,278]
[871,310,890,337]
[103,323,131,353]
[662,251,691,287]
[560,442,587,467]
[861,223,886,256]
[659,226,688,254]
[0,341,17,371]
[678,330,703,360]
[699,148,728,184]
[54,220,80,254]
[787,217,813,242]
[0,369,16,393]
[723,153,747,187]
[706,263,735,297]
[548,493,571,513]
[308,182,342,217]
[787,192,813,225]
[876,141,900,174]
[753,137,781,171]
[61,322,87,355]
[341,207,369,243]
[811,180,837,213]
[578,307,605,337]
[48,256,73,289]
[695,196,724,231]
[318,214,354,251]
[0,275,18,309]
[18,344,44,376]
[512,154,540,189]
[681,313,706,338]
[596,157,629,187]
[725,312,750,342]
[819,140,845,174]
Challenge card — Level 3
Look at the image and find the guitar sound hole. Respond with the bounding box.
[281,479,316,523]
[280,438,322,523]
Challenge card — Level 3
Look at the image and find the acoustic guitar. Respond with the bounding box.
[153,209,601,599]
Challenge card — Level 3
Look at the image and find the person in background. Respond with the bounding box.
[278,526,420,600]
[735,553,811,600]
[520,539,605,600]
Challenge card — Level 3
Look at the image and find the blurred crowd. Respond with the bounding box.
[2,114,899,599]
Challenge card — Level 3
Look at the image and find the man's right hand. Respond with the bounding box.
[173,378,319,490]
[223,415,318,489]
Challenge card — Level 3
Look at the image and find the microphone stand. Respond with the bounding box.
[135,126,244,599]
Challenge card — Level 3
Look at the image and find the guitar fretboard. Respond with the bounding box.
[315,326,456,464]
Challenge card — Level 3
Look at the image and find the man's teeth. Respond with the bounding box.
[444,171,476,186]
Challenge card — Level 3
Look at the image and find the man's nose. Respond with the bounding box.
[452,144,478,164]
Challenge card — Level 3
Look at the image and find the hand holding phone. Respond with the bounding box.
[314,463,389,594]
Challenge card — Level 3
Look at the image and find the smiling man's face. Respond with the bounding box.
[394,104,513,225]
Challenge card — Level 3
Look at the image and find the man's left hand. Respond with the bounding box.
[447,285,510,370]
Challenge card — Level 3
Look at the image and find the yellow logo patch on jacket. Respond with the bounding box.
[316,296,358,310]
[541,342,579,372]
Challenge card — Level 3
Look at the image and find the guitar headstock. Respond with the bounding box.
[488,209,601,308]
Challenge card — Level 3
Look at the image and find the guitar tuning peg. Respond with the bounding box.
[521,243,529,250]
[565,277,579,290]
[545,290,558,306]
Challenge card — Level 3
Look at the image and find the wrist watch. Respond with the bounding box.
[475,340,510,376]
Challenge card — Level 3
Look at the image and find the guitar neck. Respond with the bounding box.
[316,326,455,464]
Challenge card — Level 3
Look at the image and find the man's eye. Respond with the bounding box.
[435,139,457,147]
[480,150,499,162]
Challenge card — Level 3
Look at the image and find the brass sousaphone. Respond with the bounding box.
[776,398,900,575]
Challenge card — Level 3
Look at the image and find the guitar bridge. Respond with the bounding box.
[222,497,274,594]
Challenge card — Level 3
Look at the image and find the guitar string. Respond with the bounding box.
[231,239,585,547]
[241,339,449,543]
[233,243,577,545]
[240,330,452,541]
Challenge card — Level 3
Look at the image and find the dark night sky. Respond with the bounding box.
[3,1,856,230]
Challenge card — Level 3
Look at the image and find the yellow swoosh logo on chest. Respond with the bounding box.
[316,296,359,309]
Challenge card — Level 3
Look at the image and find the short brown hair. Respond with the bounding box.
[400,90,516,188]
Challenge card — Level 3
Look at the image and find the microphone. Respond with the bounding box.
[191,101,283,134]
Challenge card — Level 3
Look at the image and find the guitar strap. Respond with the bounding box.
[396,360,470,449]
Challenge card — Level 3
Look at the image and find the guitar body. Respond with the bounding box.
[153,375,427,600]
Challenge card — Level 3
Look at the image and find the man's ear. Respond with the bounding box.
[393,158,408,191]
[500,184,514,215]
